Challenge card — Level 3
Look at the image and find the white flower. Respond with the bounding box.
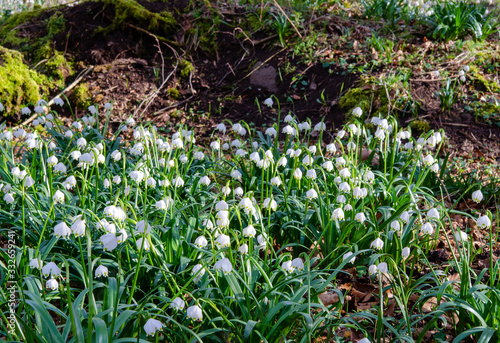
[284,114,294,122]
[257,233,267,248]
[453,230,467,243]
[306,188,318,200]
[239,198,256,216]
[136,237,151,251]
[368,264,378,275]
[339,168,351,179]
[29,258,43,269]
[4,193,14,204]
[346,142,356,150]
[42,262,61,278]
[63,175,77,190]
[194,235,208,248]
[282,261,294,273]
[378,262,388,273]
[95,265,108,278]
[331,208,344,221]
[146,177,156,188]
[215,258,233,274]
[136,220,152,234]
[352,187,364,199]
[263,97,274,107]
[192,264,206,282]
[112,175,121,185]
[210,141,220,150]
[70,150,81,160]
[54,163,66,174]
[53,190,65,204]
[243,225,256,238]
[322,161,334,172]
[144,318,164,336]
[170,297,185,310]
[282,125,295,135]
[337,130,346,139]
[427,208,440,219]
[103,179,111,188]
[263,198,277,211]
[111,150,122,162]
[339,182,350,193]
[306,169,317,180]
[343,252,356,264]
[400,211,409,223]
[103,205,126,221]
[172,138,183,149]
[71,218,86,237]
[293,168,303,180]
[231,170,242,180]
[46,279,59,291]
[199,176,211,186]
[472,190,483,203]
[421,222,434,235]
[76,137,87,148]
[355,212,366,223]
[370,238,384,250]
[250,152,260,163]
[402,247,410,259]
[65,130,74,138]
[47,155,58,167]
[344,204,353,211]
[476,215,491,229]
[216,123,226,133]
[238,244,249,254]
[352,107,363,117]
[313,122,326,131]
[100,234,118,251]
[215,233,230,248]
[423,155,434,167]
[390,220,401,232]
[265,127,277,136]
[302,155,313,166]
[277,156,287,167]
[234,187,244,196]
[187,305,203,321]
[222,186,231,195]
[117,229,128,243]
[291,258,304,272]
[130,170,145,183]
[194,151,205,160]
[173,177,184,187]
[235,149,247,157]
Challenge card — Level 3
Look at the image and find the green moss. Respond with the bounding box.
[98,0,176,38]
[71,82,91,108]
[46,11,66,37]
[410,119,430,133]
[179,59,194,78]
[339,84,390,119]
[167,87,181,99]
[0,46,48,115]
[44,51,73,85]
[469,65,500,93]
[0,9,43,46]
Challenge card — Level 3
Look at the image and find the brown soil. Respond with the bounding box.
[2,0,500,162]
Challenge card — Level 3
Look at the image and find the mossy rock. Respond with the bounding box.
[410,119,430,134]
[0,45,48,114]
[339,85,389,119]
[0,9,44,47]
[71,82,91,108]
